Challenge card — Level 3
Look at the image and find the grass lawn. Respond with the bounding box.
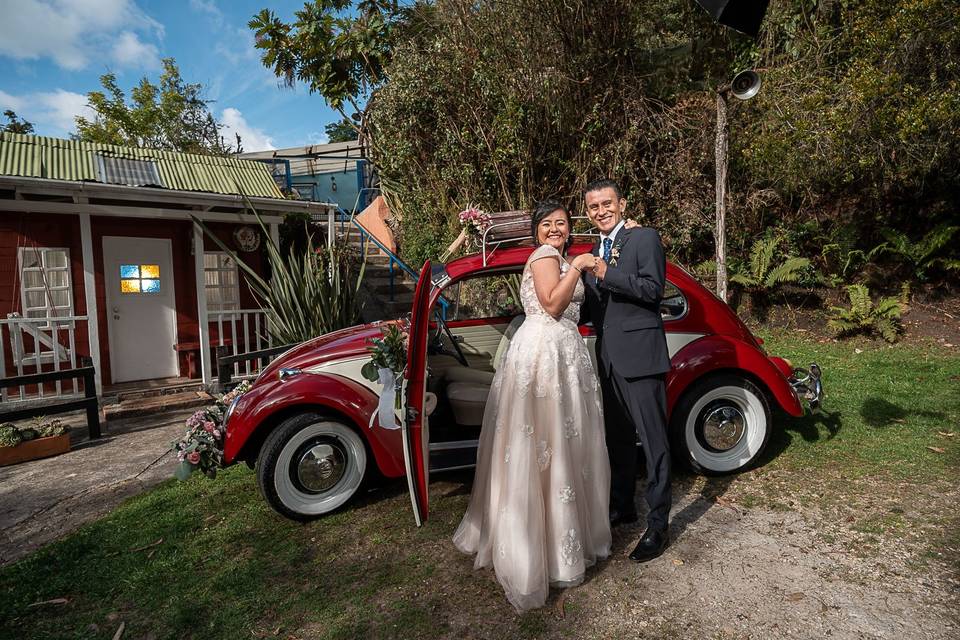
[1,335,958,640]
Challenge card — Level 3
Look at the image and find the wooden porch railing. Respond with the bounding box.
[0,314,88,403]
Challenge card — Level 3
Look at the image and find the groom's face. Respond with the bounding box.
[585,187,626,235]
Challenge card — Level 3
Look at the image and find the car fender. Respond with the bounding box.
[667,335,803,418]
[223,373,406,477]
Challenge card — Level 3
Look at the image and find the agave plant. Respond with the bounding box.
[193,205,365,345]
[728,236,812,317]
[828,284,902,343]
[880,224,960,281]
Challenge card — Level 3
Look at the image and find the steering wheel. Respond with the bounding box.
[432,312,469,367]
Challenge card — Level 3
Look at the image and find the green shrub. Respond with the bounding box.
[828,284,903,343]
[0,424,22,448]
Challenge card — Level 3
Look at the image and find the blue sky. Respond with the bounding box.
[0,0,342,151]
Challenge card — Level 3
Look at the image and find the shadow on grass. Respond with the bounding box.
[757,408,844,468]
[859,396,945,428]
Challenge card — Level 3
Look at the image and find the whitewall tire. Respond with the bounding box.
[256,413,367,521]
[670,374,771,474]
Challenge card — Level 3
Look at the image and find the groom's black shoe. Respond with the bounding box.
[609,509,639,528]
[628,527,669,563]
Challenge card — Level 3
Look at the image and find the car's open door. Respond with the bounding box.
[402,260,432,526]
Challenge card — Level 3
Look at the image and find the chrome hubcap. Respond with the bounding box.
[701,405,746,451]
[296,441,347,493]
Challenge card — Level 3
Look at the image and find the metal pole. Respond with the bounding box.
[715,90,729,304]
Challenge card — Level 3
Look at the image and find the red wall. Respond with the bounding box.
[0,211,269,386]
[0,213,89,386]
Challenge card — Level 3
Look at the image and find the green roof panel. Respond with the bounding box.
[0,132,284,199]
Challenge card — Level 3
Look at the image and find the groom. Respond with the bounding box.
[581,179,672,563]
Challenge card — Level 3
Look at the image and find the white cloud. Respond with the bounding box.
[220,107,275,152]
[111,31,161,69]
[0,91,26,113]
[0,89,94,136]
[307,131,330,145]
[0,0,163,71]
[189,0,224,23]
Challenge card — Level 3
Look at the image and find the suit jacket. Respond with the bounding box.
[582,226,671,378]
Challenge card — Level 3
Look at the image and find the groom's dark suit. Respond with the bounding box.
[583,225,672,531]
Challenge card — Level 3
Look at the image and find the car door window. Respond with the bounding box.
[661,280,687,321]
[444,272,523,321]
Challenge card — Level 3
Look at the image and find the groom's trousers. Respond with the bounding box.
[600,367,671,531]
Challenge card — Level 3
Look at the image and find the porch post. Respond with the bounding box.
[78,212,102,396]
[269,222,280,252]
[193,222,212,385]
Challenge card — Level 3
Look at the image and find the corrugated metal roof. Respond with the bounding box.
[0,132,284,199]
[241,140,364,177]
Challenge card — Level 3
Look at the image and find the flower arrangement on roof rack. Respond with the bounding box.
[459,206,492,235]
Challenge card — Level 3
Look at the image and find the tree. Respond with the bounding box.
[249,1,414,150]
[74,58,235,154]
[2,110,34,135]
[324,118,356,143]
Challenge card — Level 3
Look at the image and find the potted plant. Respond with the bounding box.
[0,418,71,466]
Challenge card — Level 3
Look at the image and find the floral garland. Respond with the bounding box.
[361,321,409,429]
[172,380,251,480]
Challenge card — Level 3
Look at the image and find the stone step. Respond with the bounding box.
[111,382,207,404]
[103,390,213,421]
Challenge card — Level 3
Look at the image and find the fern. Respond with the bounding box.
[828,284,902,343]
[881,224,960,280]
[764,256,811,288]
[749,236,778,284]
[728,236,814,295]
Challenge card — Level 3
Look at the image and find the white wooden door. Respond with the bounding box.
[103,236,179,383]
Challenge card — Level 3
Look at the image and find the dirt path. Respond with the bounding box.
[375,472,960,640]
[0,410,194,565]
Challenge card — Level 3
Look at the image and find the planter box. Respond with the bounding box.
[0,434,71,467]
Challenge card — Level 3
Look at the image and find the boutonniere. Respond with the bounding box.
[609,239,624,266]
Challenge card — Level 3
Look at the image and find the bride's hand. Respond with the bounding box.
[571,253,596,272]
[623,218,640,229]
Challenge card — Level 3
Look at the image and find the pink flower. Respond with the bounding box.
[187,451,201,465]
[203,421,216,433]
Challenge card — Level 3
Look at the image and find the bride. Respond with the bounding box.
[453,200,612,612]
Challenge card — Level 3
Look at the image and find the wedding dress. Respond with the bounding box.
[453,243,611,612]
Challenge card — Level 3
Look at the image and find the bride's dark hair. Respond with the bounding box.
[530,200,574,253]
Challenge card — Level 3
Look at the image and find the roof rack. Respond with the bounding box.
[481,212,599,266]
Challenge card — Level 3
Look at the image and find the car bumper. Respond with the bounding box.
[788,363,823,411]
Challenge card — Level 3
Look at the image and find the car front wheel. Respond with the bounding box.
[256,413,367,521]
[670,374,771,474]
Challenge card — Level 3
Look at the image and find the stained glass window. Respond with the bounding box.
[120,264,161,294]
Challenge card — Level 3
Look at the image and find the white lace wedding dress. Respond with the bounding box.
[453,243,611,612]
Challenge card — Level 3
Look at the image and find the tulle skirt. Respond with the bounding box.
[453,316,611,612]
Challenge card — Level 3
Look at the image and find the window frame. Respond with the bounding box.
[17,246,74,327]
[203,251,242,313]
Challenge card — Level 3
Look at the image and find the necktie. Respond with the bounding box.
[602,237,612,263]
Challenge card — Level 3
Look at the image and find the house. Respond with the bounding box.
[0,132,336,403]
[240,140,374,213]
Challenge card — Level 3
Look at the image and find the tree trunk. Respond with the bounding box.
[715,91,729,303]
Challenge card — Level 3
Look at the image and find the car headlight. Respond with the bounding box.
[223,395,241,426]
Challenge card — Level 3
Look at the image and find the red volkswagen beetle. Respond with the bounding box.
[221,242,822,523]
